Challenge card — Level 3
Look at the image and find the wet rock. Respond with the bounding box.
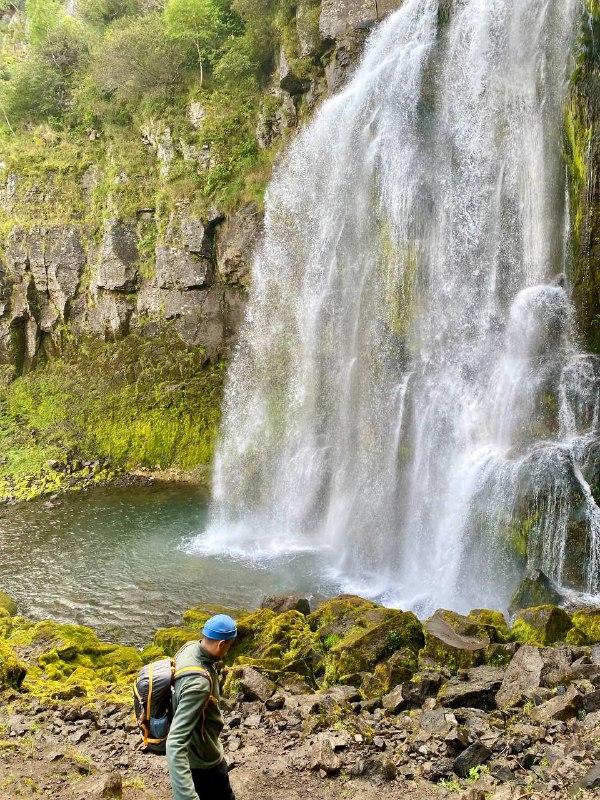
[440,666,505,710]
[530,685,583,723]
[512,605,573,646]
[508,569,564,616]
[96,220,139,292]
[237,667,275,703]
[216,202,262,287]
[310,738,342,774]
[453,741,493,778]
[279,48,311,95]
[260,595,311,616]
[319,0,401,41]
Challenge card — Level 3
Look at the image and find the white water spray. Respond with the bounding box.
[191,0,600,615]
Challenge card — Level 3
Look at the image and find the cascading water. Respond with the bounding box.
[189,0,600,615]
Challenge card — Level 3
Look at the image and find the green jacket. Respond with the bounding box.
[166,642,224,800]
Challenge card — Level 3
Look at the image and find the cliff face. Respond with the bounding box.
[0,0,404,496]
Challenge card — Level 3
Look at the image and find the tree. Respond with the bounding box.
[77,0,143,28]
[164,0,241,85]
[93,13,189,105]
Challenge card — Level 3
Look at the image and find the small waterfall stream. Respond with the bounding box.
[190,0,600,615]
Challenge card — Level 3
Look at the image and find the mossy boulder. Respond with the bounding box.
[511,605,573,646]
[0,638,26,690]
[153,627,200,656]
[5,618,142,703]
[228,609,323,679]
[360,647,419,699]
[421,609,499,673]
[508,569,564,616]
[566,607,600,645]
[324,607,423,683]
[468,609,511,642]
[181,604,248,631]
[308,595,381,639]
[0,592,17,616]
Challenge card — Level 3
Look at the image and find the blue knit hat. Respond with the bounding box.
[202,614,237,641]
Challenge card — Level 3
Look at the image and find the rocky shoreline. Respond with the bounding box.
[2,585,600,799]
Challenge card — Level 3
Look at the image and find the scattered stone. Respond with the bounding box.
[237,667,275,703]
[72,771,122,798]
[530,685,583,723]
[569,760,600,793]
[310,739,342,774]
[452,741,493,777]
[496,646,544,708]
[382,684,406,713]
[265,694,286,711]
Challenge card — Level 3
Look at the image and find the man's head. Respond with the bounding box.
[201,613,237,659]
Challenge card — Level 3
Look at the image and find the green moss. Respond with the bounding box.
[566,608,600,645]
[510,605,573,646]
[467,609,510,643]
[152,627,199,657]
[0,639,26,690]
[0,593,17,616]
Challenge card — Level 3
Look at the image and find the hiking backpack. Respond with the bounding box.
[133,643,214,755]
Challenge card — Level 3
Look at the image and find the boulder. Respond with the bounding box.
[495,646,544,708]
[382,684,405,713]
[260,595,311,616]
[72,772,122,798]
[508,569,564,616]
[0,639,26,690]
[400,670,444,708]
[530,685,583,723]
[279,48,312,96]
[96,220,139,292]
[216,202,262,287]
[452,741,492,778]
[421,609,493,672]
[297,0,323,57]
[511,605,573,645]
[439,666,505,711]
[0,592,17,616]
[237,666,275,703]
[310,738,342,774]
[566,607,600,645]
[325,606,423,681]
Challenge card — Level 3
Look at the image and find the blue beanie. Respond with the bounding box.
[202,614,237,641]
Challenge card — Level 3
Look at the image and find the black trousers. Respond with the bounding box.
[191,760,236,800]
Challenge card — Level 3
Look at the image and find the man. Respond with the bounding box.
[166,614,237,800]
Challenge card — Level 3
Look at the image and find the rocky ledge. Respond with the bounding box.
[2,586,600,799]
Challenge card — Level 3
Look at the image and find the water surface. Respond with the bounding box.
[0,484,339,646]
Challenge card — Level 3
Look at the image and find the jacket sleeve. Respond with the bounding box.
[166,676,209,800]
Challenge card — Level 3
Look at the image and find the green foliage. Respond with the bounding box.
[77,0,144,28]
[92,13,190,105]
[164,0,242,81]
[25,0,64,48]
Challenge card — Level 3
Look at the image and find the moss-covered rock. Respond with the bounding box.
[511,605,573,646]
[0,638,26,690]
[325,607,423,683]
[508,569,565,616]
[5,618,142,703]
[182,604,248,631]
[153,627,200,657]
[308,595,381,638]
[468,609,511,642]
[421,609,495,673]
[566,607,600,645]
[0,593,18,616]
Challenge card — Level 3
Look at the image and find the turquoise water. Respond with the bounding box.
[0,484,339,646]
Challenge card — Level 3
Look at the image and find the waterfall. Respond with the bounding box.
[189,0,600,615]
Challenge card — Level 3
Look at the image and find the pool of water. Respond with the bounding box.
[0,483,340,646]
